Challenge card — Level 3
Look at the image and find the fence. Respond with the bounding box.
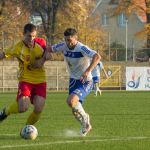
[100,65,122,89]
[0,62,122,92]
[0,65,69,92]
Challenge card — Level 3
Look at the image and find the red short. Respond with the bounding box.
[17,81,46,103]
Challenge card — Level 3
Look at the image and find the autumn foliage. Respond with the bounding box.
[0,0,29,49]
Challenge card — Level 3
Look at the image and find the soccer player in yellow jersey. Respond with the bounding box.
[0,23,48,125]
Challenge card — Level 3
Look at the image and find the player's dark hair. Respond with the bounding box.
[64,28,77,36]
[23,23,37,34]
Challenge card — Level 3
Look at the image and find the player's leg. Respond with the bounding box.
[93,76,101,96]
[93,82,97,96]
[95,82,102,96]
[0,108,8,121]
[5,100,18,115]
[67,79,86,123]
[92,77,97,95]
[26,95,45,125]
[0,100,18,121]
[67,96,92,137]
[0,97,30,121]
[67,94,92,136]
[26,82,46,125]
[17,81,31,113]
[67,94,87,122]
[0,81,31,121]
[67,79,93,136]
[18,96,30,113]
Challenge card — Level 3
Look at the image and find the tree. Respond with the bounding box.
[52,0,106,60]
[28,0,68,44]
[145,0,150,50]
[29,0,106,60]
[0,0,29,49]
[0,0,106,60]
[0,0,5,16]
[56,0,106,52]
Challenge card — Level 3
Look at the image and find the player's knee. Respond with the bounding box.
[18,107,28,113]
[33,104,43,113]
[34,108,43,113]
[18,105,28,113]
[67,98,77,108]
[67,94,79,107]
[66,98,71,107]
[18,96,30,113]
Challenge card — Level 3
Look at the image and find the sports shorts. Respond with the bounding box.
[92,76,100,83]
[17,81,46,103]
[69,78,93,103]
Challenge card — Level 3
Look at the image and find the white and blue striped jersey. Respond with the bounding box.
[52,41,97,80]
[92,61,104,78]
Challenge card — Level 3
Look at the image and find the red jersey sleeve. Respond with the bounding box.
[34,37,46,50]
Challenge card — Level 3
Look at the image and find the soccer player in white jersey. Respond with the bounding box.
[53,28,101,136]
[33,28,101,136]
[92,61,108,96]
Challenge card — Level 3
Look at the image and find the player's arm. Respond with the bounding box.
[31,38,52,68]
[81,53,101,82]
[32,42,64,68]
[86,53,101,74]
[0,48,13,59]
[44,45,53,60]
[0,44,20,60]
[32,45,52,68]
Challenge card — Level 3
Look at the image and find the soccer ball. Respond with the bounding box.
[20,125,38,140]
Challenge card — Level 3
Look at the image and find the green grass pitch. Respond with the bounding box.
[0,91,150,149]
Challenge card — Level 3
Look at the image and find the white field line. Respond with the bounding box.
[0,134,16,136]
[0,136,150,149]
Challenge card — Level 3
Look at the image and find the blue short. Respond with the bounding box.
[69,78,93,103]
[92,76,100,83]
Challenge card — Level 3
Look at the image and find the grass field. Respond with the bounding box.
[0,91,150,149]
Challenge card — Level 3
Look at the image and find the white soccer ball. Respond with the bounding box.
[20,125,38,140]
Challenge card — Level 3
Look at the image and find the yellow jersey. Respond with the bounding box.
[5,41,46,83]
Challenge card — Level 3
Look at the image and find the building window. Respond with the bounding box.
[109,0,119,5]
[101,14,109,26]
[118,13,126,27]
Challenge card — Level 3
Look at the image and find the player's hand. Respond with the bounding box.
[47,45,53,52]
[80,70,90,83]
[43,48,52,60]
[32,57,45,69]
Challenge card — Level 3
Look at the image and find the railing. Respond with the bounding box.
[0,65,122,92]
[0,66,69,92]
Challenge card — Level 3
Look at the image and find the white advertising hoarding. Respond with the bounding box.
[126,67,150,91]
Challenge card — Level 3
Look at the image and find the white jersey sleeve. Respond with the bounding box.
[52,42,65,52]
[80,45,97,58]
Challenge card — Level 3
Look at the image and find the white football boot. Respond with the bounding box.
[80,113,92,136]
